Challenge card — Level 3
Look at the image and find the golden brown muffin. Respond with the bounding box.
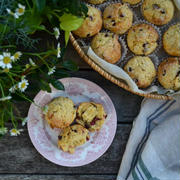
[85,0,107,4]
[158,58,180,90]
[76,102,107,132]
[122,0,141,5]
[142,0,174,25]
[44,97,76,129]
[124,56,157,88]
[73,6,102,38]
[163,24,180,57]
[58,124,90,154]
[91,32,121,64]
[127,24,159,55]
[103,3,133,34]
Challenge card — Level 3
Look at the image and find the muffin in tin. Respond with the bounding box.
[158,57,180,91]
[73,6,102,38]
[76,102,107,132]
[85,0,107,4]
[91,32,121,64]
[58,124,90,154]
[127,23,159,55]
[122,0,141,5]
[163,24,180,57]
[44,97,76,129]
[103,3,133,35]
[142,0,174,25]
[124,56,156,88]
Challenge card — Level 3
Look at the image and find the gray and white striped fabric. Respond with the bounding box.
[117,95,180,180]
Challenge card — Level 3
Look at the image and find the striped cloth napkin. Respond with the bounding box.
[117,94,180,180]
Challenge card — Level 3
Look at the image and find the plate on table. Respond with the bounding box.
[27,77,117,167]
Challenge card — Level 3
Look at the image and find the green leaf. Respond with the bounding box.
[33,0,46,12]
[39,80,51,93]
[65,31,70,46]
[54,69,70,79]
[50,79,65,90]
[62,60,79,71]
[59,13,84,31]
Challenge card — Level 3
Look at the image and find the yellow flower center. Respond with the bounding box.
[18,8,24,14]
[3,57,11,64]
[14,53,19,59]
[21,82,26,89]
[11,129,17,133]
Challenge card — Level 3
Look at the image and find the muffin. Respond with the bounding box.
[142,0,174,25]
[73,6,102,38]
[91,32,121,64]
[44,97,76,129]
[122,0,141,5]
[163,24,180,57]
[76,102,107,132]
[103,3,133,34]
[127,24,159,55]
[85,0,107,4]
[124,56,156,88]
[158,58,180,90]
[58,124,90,154]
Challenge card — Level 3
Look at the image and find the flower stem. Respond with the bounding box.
[0,83,5,97]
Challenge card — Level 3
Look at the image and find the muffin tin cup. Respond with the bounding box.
[129,19,162,55]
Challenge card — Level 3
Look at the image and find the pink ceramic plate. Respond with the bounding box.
[27,77,117,167]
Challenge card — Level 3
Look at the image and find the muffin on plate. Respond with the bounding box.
[122,0,141,5]
[163,24,180,57]
[76,102,107,132]
[85,0,107,4]
[44,97,76,129]
[124,56,156,88]
[142,0,174,25]
[73,6,102,38]
[158,57,180,90]
[103,3,133,34]
[58,124,90,154]
[91,32,121,64]
[127,23,159,55]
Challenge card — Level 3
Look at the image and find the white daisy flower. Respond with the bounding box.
[18,78,29,92]
[15,4,25,16]
[10,128,23,136]
[53,27,60,40]
[57,43,61,58]
[9,84,18,93]
[13,51,22,61]
[48,66,56,75]
[0,127,8,136]
[22,117,28,126]
[29,58,36,66]
[42,105,49,115]
[0,52,14,69]
[0,96,12,101]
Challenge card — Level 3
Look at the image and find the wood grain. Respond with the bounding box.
[0,124,131,174]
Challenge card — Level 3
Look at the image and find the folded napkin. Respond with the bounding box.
[117,94,180,180]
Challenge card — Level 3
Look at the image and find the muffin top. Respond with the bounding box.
[142,0,174,25]
[103,3,133,34]
[158,57,180,90]
[127,23,158,55]
[163,24,180,57]
[122,0,141,5]
[91,32,121,64]
[76,102,106,132]
[73,6,102,38]
[58,124,89,154]
[44,97,76,129]
[85,0,107,4]
[124,56,156,88]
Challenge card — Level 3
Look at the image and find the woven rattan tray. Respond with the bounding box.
[70,33,173,100]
